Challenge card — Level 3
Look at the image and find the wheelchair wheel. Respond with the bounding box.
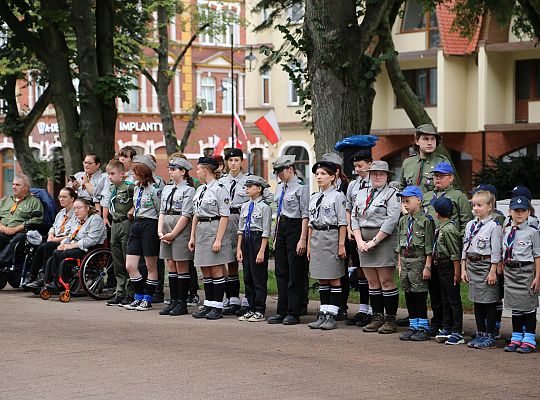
[7,270,21,288]
[59,291,71,303]
[0,272,7,290]
[58,259,83,297]
[39,288,51,300]
[80,248,115,300]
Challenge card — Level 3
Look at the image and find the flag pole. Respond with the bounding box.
[230,27,235,149]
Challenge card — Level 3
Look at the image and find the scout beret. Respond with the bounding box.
[415,123,441,139]
[470,183,497,198]
[431,196,453,217]
[133,155,156,171]
[197,157,219,169]
[225,148,244,160]
[245,175,270,188]
[510,196,531,210]
[168,157,192,171]
[350,149,372,162]
[273,155,296,172]
[397,185,423,200]
[321,152,343,167]
[312,160,338,174]
[366,160,394,174]
[509,185,532,200]
[432,162,454,175]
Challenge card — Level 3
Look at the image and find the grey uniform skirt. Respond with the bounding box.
[227,213,240,252]
[159,215,193,261]
[309,229,345,280]
[194,219,234,267]
[358,227,397,268]
[504,262,539,311]
[466,259,499,303]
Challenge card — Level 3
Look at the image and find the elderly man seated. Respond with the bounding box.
[0,174,44,250]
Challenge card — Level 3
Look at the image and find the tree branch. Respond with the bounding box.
[172,23,210,74]
[140,68,157,88]
[358,0,392,52]
[518,0,540,40]
[0,0,41,53]
[23,86,52,136]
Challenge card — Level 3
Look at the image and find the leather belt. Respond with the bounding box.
[505,261,532,268]
[467,254,491,262]
[166,211,183,216]
[230,208,240,214]
[312,225,338,231]
[198,216,221,222]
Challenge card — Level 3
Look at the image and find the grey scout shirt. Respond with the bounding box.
[308,188,347,228]
[502,221,540,263]
[504,215,539,231]
[193,179,230,218]
[237,196,272,237]
[66,214,107,251]
[74,170,108,204]
[461,216,502,262]
[219,171,272,209]
[351,184,400,234]
[345,177,370,212]
[49,208,76,237]
[160,181,195,217]
[274,176,309,219]
[134,185,161,220]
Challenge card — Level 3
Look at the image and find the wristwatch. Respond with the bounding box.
[372,237,378,244]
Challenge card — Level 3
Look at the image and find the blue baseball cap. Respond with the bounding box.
[470,183,497,198]
[509,185,532,200]
[397,186,423,200]
[510,196,531,210]
[431,196,453,217]
[432,162,454,175]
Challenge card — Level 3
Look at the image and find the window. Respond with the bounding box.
[221,78,236,114]
[284,146,309,187]
[262,69,270,105]
[401,1,439,48]
[396,68,437,107]
[289,3,304,24]
[250,148,264,176]
[122,76,139,112]
[516,59,540,100]
[198,1,239,46]
[288,61,303,106]
[201,76,216,112]
[1,149,14,198]
[34,81,46,102]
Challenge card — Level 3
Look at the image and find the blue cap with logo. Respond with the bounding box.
[510,196,531,210]
[510,185,532,200]
[432,162,454,175]
[397,185,423,200]
[431,196,453,217]
[470,183,498,198]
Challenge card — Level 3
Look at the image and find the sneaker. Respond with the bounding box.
[445,333,465,345]
[516,344,535,354]
[119,297,132,307]
[320,314,338,330]
[493,327,501,340]
[474,333,496,349]
[504,342,521,352]
[124,299,142,310]
[192,306,212,319]
[164,298,171,305]
[399,328,417,341]
[410,328,430,341]
[235,305,250,317]
[25,279,44,290]
[362,313,384,332]
[159,300,177,315]
[205,307,223,320]
[467,332,483,348]
[238,311,255,321]
[345,312,369,326]
[378,315,398,334]
[106,297,124,306]
[186,293,200,306]
[435,328,452,343]
[223,304,241,316]
[169,300,188,316]
[308,312,327,329]
[136,300,153,311]
[248,312,265,322]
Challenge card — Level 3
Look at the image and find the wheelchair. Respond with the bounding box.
[39,245,115,303]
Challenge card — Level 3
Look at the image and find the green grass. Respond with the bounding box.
[238,270,474,311]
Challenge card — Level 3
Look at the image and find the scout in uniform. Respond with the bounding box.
[423,161,473,335]
[124,155,162,311]
[470,184,505,226]
[189,157,233,320]
[118,146,137,184]
[430,197,464,345]
[103,160,136,307]
[502,196,540,353]
[461,190,502,349]
[345,149,373,327]
[306,161,348,330]
[504,186,539,230]
[267,155,310,326]
[158,157,195,317]
[351,161,401,334]
[399,124,449,194]
[0,174,44,249]
[395,186,434,341]
[70,153,109,212]
[236,176,272,322]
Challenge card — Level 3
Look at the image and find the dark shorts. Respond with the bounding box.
[126,218,160,257]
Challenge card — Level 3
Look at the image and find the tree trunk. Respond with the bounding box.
[179,104,203,152]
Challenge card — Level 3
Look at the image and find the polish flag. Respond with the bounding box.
[233,112,248,144]
[255,110,281,145]
[213,134,227,156]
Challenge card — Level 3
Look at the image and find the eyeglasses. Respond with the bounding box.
[58,195,71,199]
[82,161,95,165]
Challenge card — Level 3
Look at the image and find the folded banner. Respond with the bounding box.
[255,110,281,145]
[234,111,248,146]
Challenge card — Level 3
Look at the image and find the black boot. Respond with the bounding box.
[169,300,188,316]
[159,300,177,315]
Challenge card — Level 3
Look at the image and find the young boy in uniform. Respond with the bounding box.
[431,196,464,345]
[396,186,434,341]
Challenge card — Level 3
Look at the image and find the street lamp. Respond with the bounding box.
[244,46,258,72]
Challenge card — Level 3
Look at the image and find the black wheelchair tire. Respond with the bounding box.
[0,272,7,290]
[79,248,115,300]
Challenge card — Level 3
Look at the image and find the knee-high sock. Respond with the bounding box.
[319,285,330,305]
[369,287,384,315]
[330,285,342,307]
[382,288,399,316]
[177,273,190,302]
[227,274,241,305]
[358,279,370,307]
[168,273,178,301]
[203,277,214,304]
[212,276,226,309]
[143,279,159,302]
[130,275,145,300]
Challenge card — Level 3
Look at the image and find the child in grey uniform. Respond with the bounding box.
[502,196,540,354]
[158,157,195,316]
[307,161,348,330]
[236,176,272,322]
[461,190,502,349]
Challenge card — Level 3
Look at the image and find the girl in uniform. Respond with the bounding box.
[124,155,162,311]
[307,161,348,330]
[188,157,233,320]
[158,157,196,316]
[351,161,401,334]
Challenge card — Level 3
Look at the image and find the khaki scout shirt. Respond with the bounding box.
[237,196,273,238]
[502,221,540,263]
[0,193,44,228]
[400,152,449,193]
[395,210,434,256]
[109,181,135,220]
[433,220,462,261]
[423,185,473,235]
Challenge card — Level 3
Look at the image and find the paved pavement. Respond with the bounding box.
[1,288,539,400]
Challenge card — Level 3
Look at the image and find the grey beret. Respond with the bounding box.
[133,154,156,171]
[273,155,296,170]
[244,175,270,188]
[169,157,192,171]
[321,152,343,166]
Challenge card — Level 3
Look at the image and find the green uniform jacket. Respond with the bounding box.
[423,185,473,236]
[0,193,44,228]
[400,152,449,194]
[433,220,462,261]
[395,210,435,257]
[109,181,135,220]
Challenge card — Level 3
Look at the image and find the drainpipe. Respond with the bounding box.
[481,130,486,171]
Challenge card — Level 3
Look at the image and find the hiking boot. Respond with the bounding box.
[467,332,483,348]
[345,312,368,326]
[474,333,496,349]
[169,300,188,316]
[362,313,384,332]
[159,300,177,315]
[378,315,398,334]
[308,312,326,329]
[223,304,241,316]
[320,313,338,330]
[192,306,212,319]
[205,307,223,320]
[235,305,250,317]
[399,328,416,341]
[411,328,430,341]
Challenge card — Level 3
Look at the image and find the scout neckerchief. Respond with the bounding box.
[273,182,288,240]
[70,218,86,240]
[503,225,518,263]
[244,200,255,238]
[432,227,440,260]
[9,194,28,214]
[363,186,382,216]
[134,186,144,218]
[314,192,324,220]
[404,215,414,257]
[416,158,425,186]
[230,179,237,200]
[58,213,69,235]
[196,185,207,211]
[166,186,178,213]
[464,219,483,252]
[109,186,118,214]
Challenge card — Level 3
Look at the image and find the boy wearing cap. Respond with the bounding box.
[431,196,464,345]
[502,196,540,353]
[236,176,272,322]
[400,124,449,194]
[396,186,434,341]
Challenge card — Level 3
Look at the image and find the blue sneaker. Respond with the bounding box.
[504,342,520,352]
[435,328,452,343]
[474,333,496,349]
[516,344,535,354]
[467,332,483,348]
[445,333,465,345]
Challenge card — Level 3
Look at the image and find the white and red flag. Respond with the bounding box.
[255,110,281,145]
[213,134,227,155]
